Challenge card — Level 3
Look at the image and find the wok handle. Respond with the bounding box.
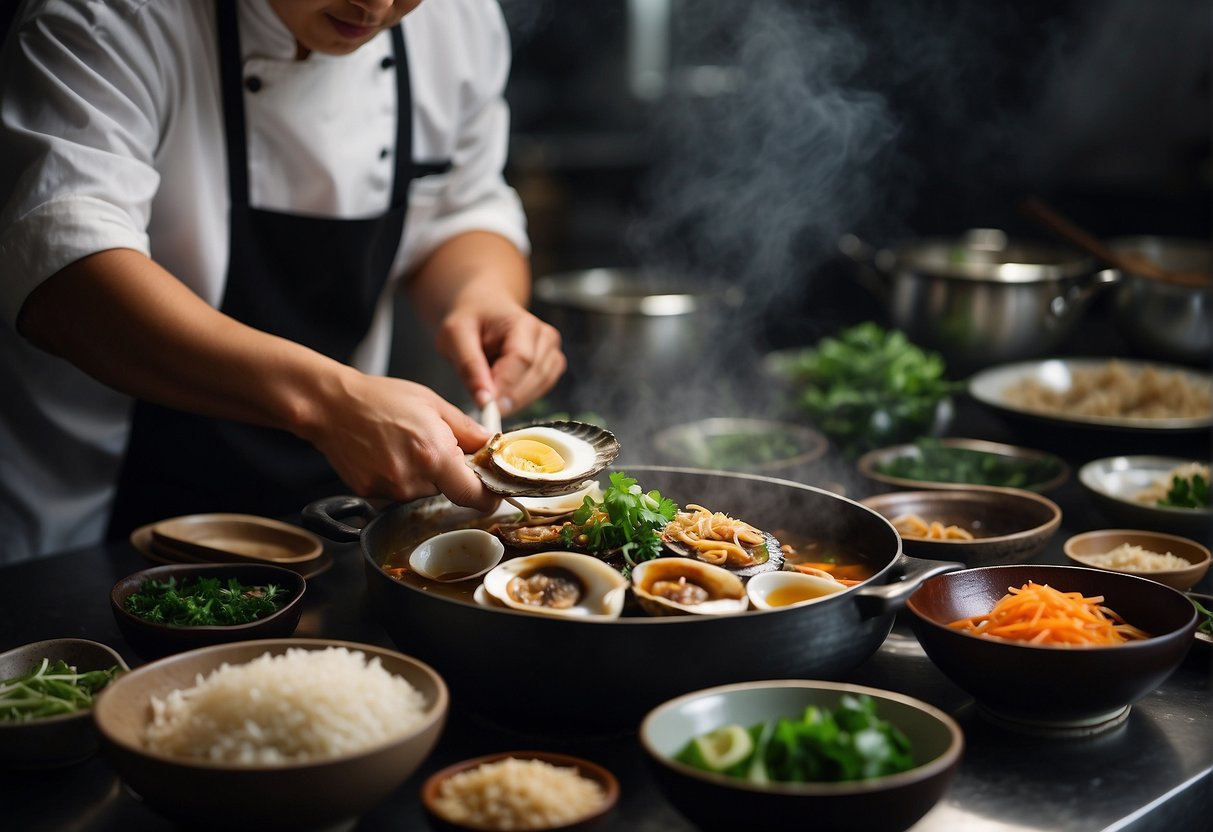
[853,556,965,617]
[301,495,377,543]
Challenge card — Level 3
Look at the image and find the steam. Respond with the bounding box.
[627,2,897,299]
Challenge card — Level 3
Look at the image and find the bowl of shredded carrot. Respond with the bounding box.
[906,564,1198,734]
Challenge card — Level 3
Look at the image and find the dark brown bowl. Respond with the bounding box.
[906,564,1198,734]
[93,639,448,831]
[857,438,1069,493]
[639,680,963,832]
[0,639,129,770]
[421,750,619,831]
[861,487,1061,566]
[110,563,306,660]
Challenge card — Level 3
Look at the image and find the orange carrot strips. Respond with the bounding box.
[948,581,1149,646]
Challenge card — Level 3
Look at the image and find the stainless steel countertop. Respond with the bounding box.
[2,392,1210,832]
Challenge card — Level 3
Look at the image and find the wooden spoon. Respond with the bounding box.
[1020,197,1209,289]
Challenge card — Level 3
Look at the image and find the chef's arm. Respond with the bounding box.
[16,247,498,510]
[406,230,566,414]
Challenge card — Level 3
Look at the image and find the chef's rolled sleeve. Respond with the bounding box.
[0,196,151,327]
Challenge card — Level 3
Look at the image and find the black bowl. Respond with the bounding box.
[110,563,306,660]
[906,564,1198,734]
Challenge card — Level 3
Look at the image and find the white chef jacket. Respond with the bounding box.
[0,0,530,563]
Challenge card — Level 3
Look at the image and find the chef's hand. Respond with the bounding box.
[410,230,566,416]
[303,372,501,513]
[436,301,565,416]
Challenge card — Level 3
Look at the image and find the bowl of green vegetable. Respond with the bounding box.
[763,323,959,459]
[639,679,963,832]
[0,638,127,769]
[651,417,829,478]
[110,563,307,660]
[857,437,1069,494]
[1078,456,1211,539]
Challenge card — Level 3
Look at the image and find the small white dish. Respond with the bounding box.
[746,570,847,610]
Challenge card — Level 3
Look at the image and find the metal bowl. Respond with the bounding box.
[1107,236,1210,366]
[1078,455,1212,538]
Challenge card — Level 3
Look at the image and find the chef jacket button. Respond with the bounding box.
[381,56,395,70]
[244,76,262,93]
[379,147,390,159]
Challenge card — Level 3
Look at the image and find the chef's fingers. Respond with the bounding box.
[437,314,497,408]
[437,396,494,453]
[490,319,565,414]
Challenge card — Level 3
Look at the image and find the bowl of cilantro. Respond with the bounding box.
[639,679,963,832]
[0,638,127,769]
[110,563,306,660]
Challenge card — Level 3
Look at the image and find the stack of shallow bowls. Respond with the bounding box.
[131,513,331,578]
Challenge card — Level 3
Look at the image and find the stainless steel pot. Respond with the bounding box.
[841,229,1118,375]
[532,268,744,389]
[304,466,960,730]
[1107,236,1211,366]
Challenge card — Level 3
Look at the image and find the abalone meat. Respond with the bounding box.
[469,421,620,497]
[631,557,748,616]
[480,550,628,619]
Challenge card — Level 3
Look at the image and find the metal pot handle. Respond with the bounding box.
[1050,268,1120,319]
[301,495,377,543]
[853,555,965,618]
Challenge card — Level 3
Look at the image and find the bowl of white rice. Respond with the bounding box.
[1064,529,1211,591]
[92,638,448,831]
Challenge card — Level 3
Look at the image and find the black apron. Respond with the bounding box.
[107,5,439,539]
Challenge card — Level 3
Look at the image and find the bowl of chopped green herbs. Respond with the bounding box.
[110,563,306,660]
[639,679,963,832]
[0,638,127,769]
[857,437,1069,494]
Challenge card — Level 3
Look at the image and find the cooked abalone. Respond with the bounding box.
[661,504,784,578]
[631,557,748,616]
[480,551,627,619]
[469,421,620,497]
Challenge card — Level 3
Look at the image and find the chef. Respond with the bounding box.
[0,0,566,563]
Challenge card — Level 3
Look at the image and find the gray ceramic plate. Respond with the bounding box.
[1078,455,1211,538]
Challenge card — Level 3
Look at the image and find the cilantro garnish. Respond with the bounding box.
[563,471,677,573]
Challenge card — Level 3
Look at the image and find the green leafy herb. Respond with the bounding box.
[0,659,121,722]
[124,576,291,627]
[1192,597,1213,636]
[563,471,677,573]
[774,322,961,458]
[874,438,1062,489]
[674,694,914,784]
[1160,471,1210,509]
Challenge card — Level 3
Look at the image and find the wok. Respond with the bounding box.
[304,466,961,730]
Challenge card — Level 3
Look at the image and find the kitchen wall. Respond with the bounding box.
[390,0,1210,402]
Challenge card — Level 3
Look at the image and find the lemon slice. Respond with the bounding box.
[687,724,753,772]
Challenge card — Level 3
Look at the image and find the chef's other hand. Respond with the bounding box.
[438,302,565,416]
[301,372,500,513]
